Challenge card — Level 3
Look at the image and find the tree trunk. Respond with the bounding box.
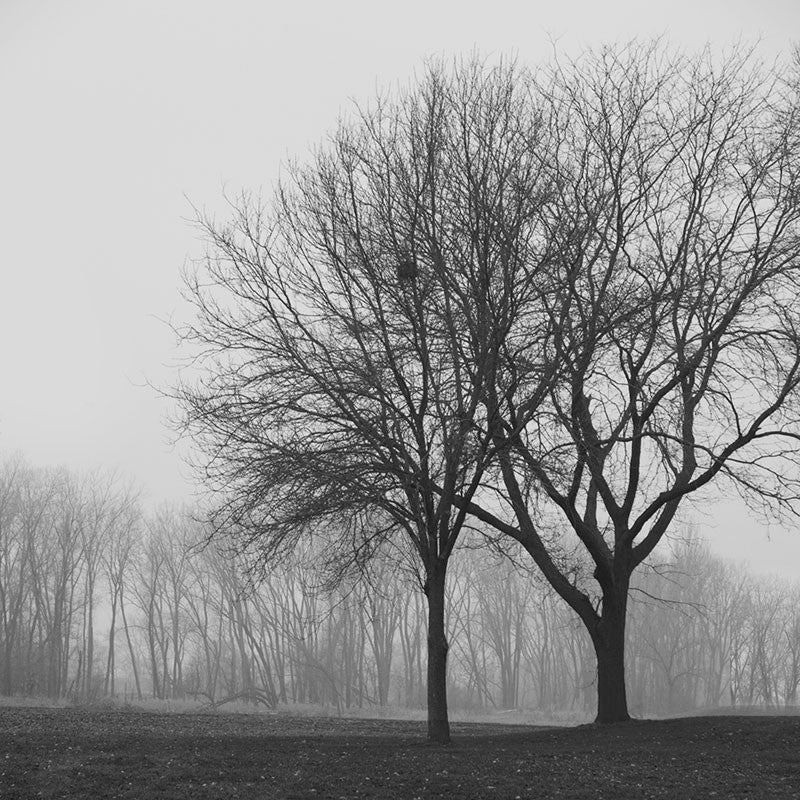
[119,591,142,700]
[85,579,95,699]
[425,561,450,744]
[104,590,118,697]
[592,590,631,723]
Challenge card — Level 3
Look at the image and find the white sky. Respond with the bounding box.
[1,0,799,577]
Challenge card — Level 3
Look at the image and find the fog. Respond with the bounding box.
[2,1,800,730]
[0,460,796,720]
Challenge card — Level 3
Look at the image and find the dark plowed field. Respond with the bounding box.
[1,707,798,798]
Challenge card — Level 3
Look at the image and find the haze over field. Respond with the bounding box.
[2,0,800,577]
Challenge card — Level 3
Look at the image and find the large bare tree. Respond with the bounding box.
[456,42,800,722]
[178,59,554,742]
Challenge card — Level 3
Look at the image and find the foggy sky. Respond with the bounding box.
[2,0,799,576]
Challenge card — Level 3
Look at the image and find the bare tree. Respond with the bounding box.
[457,42,800,721]
[74,470,137,700]
[178,58,553,742]
[475,556,533,709]
[102,500,141,699]
[0,456,31,695]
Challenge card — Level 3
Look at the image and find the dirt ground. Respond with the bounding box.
[0,706,798,799]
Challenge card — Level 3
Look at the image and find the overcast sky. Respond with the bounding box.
[2,0,799,576]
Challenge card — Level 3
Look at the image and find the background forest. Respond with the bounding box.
[2,456,798,720]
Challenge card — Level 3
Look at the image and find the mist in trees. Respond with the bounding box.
[1,455,799,722]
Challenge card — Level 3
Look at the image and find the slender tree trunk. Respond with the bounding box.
[50,590,64,698]
[104,590,118,696]
[85,579,95,699]
[2,630,13,695]
[592,589,631,723]
[119,591,142,700]
[425,561,450,744]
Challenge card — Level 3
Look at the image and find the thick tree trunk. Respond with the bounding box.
[425,561,450,744]
[592,590,631,723]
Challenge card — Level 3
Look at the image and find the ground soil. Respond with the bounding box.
[0,707,798,798]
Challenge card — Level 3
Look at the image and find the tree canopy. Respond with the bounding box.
[180,58,556,740]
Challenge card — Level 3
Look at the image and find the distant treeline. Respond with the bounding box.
[0,457,797,716]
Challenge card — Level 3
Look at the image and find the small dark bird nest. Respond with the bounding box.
[397,258,418,281]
